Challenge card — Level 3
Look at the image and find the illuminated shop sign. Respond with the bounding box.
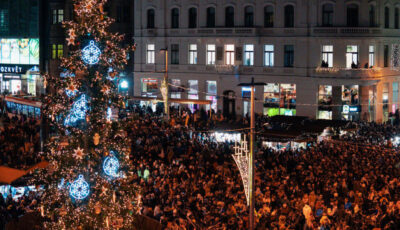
[0,38,39,65]
[0,65,38,74]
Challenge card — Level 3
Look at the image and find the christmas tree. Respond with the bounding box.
[34,0,139,229]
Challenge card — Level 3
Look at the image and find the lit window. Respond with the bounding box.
[52,9,64,24]
[264,45,274,67]
[346,45,358,68]
[188,44,197,64]
[147,44,155,64]
[321,45,333,67]
[369,45,375,67]
[225,44,235,65]
[244,44,254,66]
[207,44,216,65]
[52,44,63,59]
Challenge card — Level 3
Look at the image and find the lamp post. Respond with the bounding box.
[238,78,265,230]
[160,48,169,120]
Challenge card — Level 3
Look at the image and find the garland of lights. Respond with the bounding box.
[232,135,250,206]
[69,175,90,200]
[82,40,101,65]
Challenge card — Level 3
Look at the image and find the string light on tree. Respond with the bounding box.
[69,175,90,200]
[82,40,101,65]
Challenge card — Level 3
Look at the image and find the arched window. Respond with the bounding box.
[206,7,215,28]
[188,7,197,28]
[347,4,358,27]
[147,9,155,29]
[385,7,390,28]
[396,8,399,29]
[322,4,333,26]
[244,6,254,27]
[369,5,376,27]
[264,6,274,27]
[225,6,234,27]
[284,5,294,28]
[171,8,179,28]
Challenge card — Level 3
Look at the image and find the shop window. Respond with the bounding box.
[385,7,390,28]
[171,8,179,28]
[383,83,389,121]
[170,79,181,107]
[264,6,273,27]
[52,44,63,59]
[146,44,155,64]
[225,44,235,65]
[393,82,399,113]
[188,44,197,65]
[141,78,158,97]
[188,8,197,28]
[284,45,294,67]
[322,4,333,26]
[263,83,296,116]
[225,7,234,27]
[321,45,333,67]
[188,80,199,112]
[52,9,64,24]
[207,44,216,65]
[264,45,274,67]
[284,5,294,28]
[318,85,332,119]
[206,81,217,111]
[347,4,359,27]
[369,45,375,67]
[171,44,179,65]
[243,44,254,66]
[147,9,155,29]
[206,7,215,28]
[369,5,376,27]
[244,6,254,27]
[346,45,358,68]
[342,85,359,105]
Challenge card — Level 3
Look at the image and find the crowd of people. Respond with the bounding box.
[0,113,41,169]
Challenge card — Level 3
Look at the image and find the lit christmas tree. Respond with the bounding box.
[33,0,139,229]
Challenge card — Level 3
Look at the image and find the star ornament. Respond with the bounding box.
[73,147,85,160]
[67,37,75,46]
[101,85,110,94]
[67,83,77,92]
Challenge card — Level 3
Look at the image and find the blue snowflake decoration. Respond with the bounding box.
[107,107,112,120]
[66,89,77,98]
[82,40,101,65]
[69,175,90,200]
[103,153,120,178]
[64,94,89,127]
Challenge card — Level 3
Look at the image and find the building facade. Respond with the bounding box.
[0,0,43,96]
[133,0,400,122]
[45,0,135,96]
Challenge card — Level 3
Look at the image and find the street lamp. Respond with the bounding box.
[160,48,169,120]
[238,78,265,230]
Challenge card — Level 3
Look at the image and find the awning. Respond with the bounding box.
[129,96,212,105]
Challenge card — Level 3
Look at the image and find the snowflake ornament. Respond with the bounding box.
[82,40,101,65]
[69,175,90,200]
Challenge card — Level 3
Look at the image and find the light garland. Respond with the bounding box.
[69,175,90,200]
[232,135,250,205]
[82,40,101,65]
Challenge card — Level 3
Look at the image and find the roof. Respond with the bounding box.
[0,161,49,185]
[129,96,212,105]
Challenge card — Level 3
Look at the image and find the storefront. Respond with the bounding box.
[342,85,360,121]
[263,83,296,116]
[141,78,158,98]
[318,85,333,120]
[0,38,40,96]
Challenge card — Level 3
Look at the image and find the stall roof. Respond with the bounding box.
[0,161,49,185]
[129,96,212,105]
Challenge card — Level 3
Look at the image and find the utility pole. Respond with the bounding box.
[161,48,169,120]
[238,78,265,230]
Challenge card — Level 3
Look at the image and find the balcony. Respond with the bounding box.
[310,27,400,37]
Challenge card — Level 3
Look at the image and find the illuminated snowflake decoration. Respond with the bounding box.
[232,136,250,206]
[103,152,120,178]
[107,107,112,121]
[69,175,90,200]
[64,94,89,127]
[66,89,77,97]
[81,40,101,65]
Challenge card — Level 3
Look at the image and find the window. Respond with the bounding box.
[188,8,197,28]
[52,9,64,24]
[206,81,217,111]
[393,82,399,113]
[284,5,294,28]
[207,44,216,65]
[321,45,333,67]
[264,45,274,67]
[243,44,254,66]
[206,7,215,28]
[51,44,63,59]
[369,5,376,27]
[0,9,8,34]
[188,80,199,112]
[225,44,235,65]
[284,45,294,67]
[225,7,234,27]
[347,4,358,27]
[384,45,389,67]
[171,79,181,107]
[396,8,399,29]
[147,9,155,28]
[244,6,254,27]
[146,44,155,64]
[385,7,390,28]
[171,44,179,64]
[264,6,274,27]
[171,8,179,28]
[369,45,375,67]
[263,83,296,116]
[383,83,389,121]
[322,4,333,26]
[189,44,197,64]
[318,85,333,120]
[346,45,358,68]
